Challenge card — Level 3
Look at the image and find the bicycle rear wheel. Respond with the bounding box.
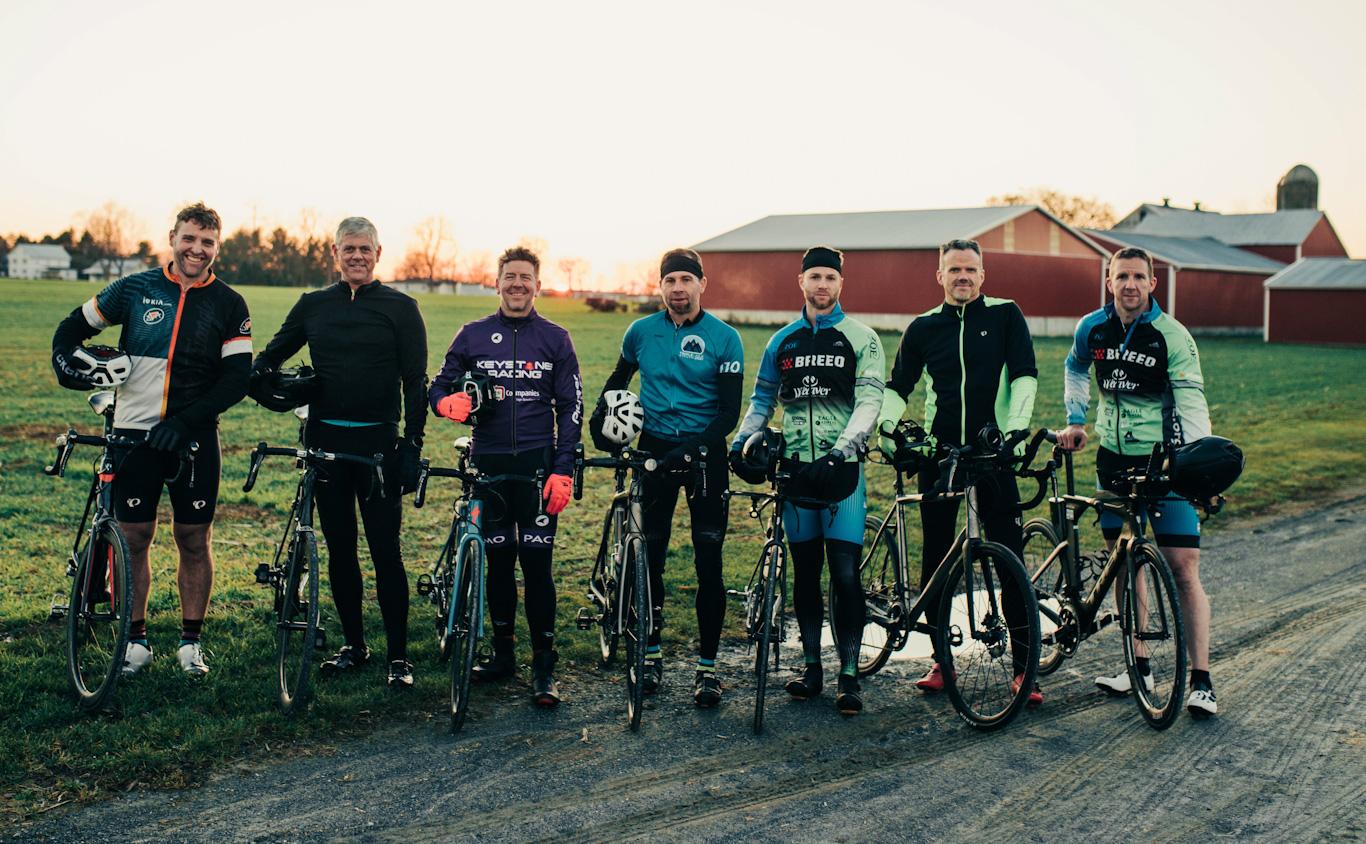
[450,540,482,733]
[623,537,649,731]
[752,543,783,735]
[936,540,1040,731]
[67,521,132,711]
[595,522,621,666]
[277,531,320,714]
[1120,542,1186,730]
[1022,518,1067,676]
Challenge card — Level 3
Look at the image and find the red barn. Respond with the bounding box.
[1084,229,1284,333]
[692,205,1108,335]
[1110,204,1347,264]
[1263,258,1366,346]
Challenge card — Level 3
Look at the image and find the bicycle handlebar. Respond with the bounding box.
[243,442,385,494]
[572,445,709,500]
[44,429,198,482]
[413,457,545,510]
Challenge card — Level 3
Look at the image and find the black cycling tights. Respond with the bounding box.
[311,424,408,663]
[790,538,865,671]
[486,545,557,653]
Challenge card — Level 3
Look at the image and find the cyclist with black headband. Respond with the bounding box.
[252,217,428,690]
[731,245,885,716]
[430,245,583,708]
[588,247,743,708]
[51,202,251,678]
[1059,246,1218,718]
[877,238,1040,705]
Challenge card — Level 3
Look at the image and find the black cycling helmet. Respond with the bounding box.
[250,365,320,412]
[460,370,496,424]
[1168,436,1244,501]
[732,428,783,485]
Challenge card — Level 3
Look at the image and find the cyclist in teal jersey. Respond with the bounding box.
[589,248,743,707]
[731,246,885,715]
[1059,246,1218,718]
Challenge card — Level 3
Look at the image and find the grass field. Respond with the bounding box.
[2,278,1364,818]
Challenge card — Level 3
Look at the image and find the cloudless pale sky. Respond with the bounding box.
[1,0,1361,286]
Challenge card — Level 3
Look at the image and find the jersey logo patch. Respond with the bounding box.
[680,335,705,360]
[491,333,503,344]
[143,308,165,326]
[240,318,252,334]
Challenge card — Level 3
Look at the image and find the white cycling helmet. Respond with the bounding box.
[72,345,133,388]
[600,389,645,446]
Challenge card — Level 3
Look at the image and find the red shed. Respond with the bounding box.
[1264,258,1366,346]
[1083,229,1284,333]
[692,205,1107,335]
[1110,204,1347,264]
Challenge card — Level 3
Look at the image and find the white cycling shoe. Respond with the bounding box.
[122,641,153,676]
[1186,687,1218,718]
[1095,669,1154,695]
[177,641,210,677]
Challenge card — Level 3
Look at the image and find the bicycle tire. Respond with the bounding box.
[833,514,900,678]
[277,530,320,714]
[624,536,649,731]
[435,533,457,661]
[1121,542,1187,730]
[936,540,1040,731]
[596,512,621,666]
[450,540,482,733]
[752,543,783,735]
[1022,518,1067,676]
[67,520,132,711]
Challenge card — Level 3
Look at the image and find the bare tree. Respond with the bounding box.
[514,235,550,263]
[85,202,137,278]
[455,250,496,286]
[987,188,1117,229]
[397,215,457,280]
[557,256,591,292]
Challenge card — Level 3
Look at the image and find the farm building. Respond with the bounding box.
[691,205,1108,335]
[1083,230,1283,333]
[1263,258,1366,346]
[6,243,78,279]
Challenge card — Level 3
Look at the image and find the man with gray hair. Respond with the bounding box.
[251,216,429,689]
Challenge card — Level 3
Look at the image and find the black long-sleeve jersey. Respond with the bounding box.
[254,281,428,443]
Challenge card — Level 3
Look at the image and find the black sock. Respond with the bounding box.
[1191,669,1212,690]
[1135,657,1151,676]
[180,617,203,644]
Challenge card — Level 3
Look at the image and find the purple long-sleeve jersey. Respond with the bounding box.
[428,308,583,475]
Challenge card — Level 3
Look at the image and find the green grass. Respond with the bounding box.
[1,278,1363,817]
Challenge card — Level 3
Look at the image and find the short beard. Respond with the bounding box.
[667,298,694,315]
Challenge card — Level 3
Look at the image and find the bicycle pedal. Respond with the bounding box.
[48,599,68,622]
[314,628,327,650]
[416,573,434,596]
[1090,611,1117,634]
[253,563,272,585]
[575,607,598,630]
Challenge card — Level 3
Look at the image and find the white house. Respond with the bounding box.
[7,244,78,279]
[84,257,152,281]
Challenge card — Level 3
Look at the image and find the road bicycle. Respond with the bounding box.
[845,421,1041,731]
[243,406,385,714]
[1018,431,1201,729]
[45,390,197,711]
[414,436,545,733]
[574,444,704,730]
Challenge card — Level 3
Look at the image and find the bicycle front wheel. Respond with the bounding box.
[450,540,482,733]
[752,543,783,735]
[833,514,901,678]
[1022,518,1066,676]
[277,531,320,714]
[623,537,649,731]
[936,541,1040,731]
[67,521,133,711]
[1120,542,1186,730]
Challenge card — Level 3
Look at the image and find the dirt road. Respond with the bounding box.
[14,496,1365,843]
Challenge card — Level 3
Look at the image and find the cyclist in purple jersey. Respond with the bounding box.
[430,246,583,707]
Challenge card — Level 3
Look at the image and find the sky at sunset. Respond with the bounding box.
[1,0,1361,288]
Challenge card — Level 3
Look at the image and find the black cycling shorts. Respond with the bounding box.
[111,428,221,524]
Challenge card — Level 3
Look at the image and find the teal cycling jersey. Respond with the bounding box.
[621,310,744,439]
[1064,299,1211,454]
[733,303,885,463]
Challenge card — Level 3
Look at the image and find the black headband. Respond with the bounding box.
[660,253,704,279]
[802,245,843,274]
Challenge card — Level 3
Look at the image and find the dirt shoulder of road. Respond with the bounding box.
[10,494,1366,843]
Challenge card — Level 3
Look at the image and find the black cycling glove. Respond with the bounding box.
[147,418,190,452]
